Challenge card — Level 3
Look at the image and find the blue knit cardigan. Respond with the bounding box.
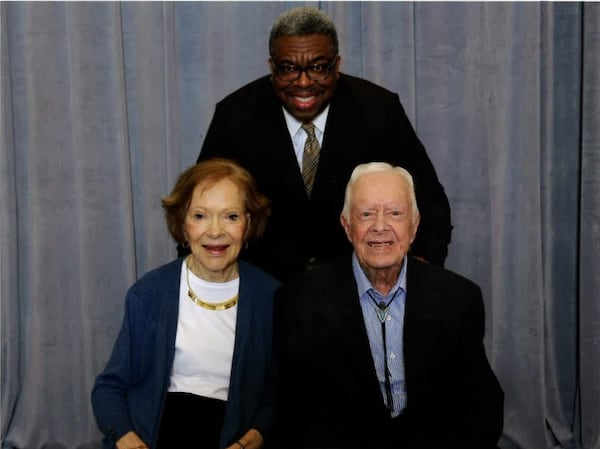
[92,258,280,449]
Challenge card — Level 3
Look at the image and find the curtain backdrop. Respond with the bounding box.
[1,2,599,449]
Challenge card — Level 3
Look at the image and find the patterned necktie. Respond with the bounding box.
[301,123,320,195]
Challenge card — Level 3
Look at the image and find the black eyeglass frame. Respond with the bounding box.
[270,56,339,83]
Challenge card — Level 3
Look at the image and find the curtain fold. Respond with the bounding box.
[579,4,600,449]
[539,4,582,448]
[1,2,598,448]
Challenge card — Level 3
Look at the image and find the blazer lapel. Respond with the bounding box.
[258,90,308,200]
[311,75,362,199]
[403,258,440,389]
[318,262,382,395]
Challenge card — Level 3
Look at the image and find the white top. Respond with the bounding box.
[168,262,239,401]
[283,105,329,171]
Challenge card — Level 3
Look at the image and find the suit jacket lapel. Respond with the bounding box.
[311,75,362,199]
[403,258,440,390]
[319,261,382,395]
[258,88,308,200]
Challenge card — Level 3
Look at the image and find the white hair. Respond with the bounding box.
[341,162,420,225]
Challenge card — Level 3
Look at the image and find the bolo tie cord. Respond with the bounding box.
[367,288,402,413]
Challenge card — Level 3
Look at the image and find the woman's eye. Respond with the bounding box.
[192,213,204,220]
[228,214,239,221]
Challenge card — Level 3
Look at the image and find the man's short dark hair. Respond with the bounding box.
[269,7,339,56]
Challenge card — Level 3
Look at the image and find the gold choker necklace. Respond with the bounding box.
[185,259,238,311]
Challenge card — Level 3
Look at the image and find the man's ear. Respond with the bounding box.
[410,213,421,244]
[333,55,341,80]
[340,213,352,242]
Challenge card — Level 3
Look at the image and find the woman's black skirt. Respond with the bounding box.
[156,392,227,449]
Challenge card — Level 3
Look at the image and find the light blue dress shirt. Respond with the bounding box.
[352,252,407,417]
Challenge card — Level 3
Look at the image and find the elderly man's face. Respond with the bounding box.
[341,172,419,279]
[269,34,340,123]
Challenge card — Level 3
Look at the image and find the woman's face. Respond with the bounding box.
[183,178,249,282]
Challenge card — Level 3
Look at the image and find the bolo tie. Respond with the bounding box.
[367,288,402,413]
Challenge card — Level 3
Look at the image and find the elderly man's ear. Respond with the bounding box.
[410,214,420,243]
[340,213,351,242]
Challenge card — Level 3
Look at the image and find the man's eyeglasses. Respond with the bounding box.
[271,57,338,83]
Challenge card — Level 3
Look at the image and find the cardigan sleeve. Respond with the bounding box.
[91,289,144,445]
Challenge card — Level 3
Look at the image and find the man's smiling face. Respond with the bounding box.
[269,34,340,123]
[341,171,419,281]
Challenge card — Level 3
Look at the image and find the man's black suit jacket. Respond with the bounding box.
[199,74,452,281]
[274,257,504,449]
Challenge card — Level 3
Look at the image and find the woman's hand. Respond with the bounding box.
[115,431,148,449]
[225,428,264,449]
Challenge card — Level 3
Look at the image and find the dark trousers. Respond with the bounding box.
[156,392,226,449]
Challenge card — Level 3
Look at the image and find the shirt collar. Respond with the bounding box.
[282,104,330,139]
[351,252,407,300]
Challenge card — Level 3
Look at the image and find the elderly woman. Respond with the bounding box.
[92,158,279,449]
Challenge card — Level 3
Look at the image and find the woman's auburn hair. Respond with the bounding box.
[162,158,271,245]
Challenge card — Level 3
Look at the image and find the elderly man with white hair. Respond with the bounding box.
[274,162,504,449]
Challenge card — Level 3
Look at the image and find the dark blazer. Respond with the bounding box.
[91,258,280,449]
[198,74,452,281]
[274,256,504,449]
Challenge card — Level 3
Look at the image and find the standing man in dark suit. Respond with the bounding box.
[198,7,452,282]
[274,162,504,449]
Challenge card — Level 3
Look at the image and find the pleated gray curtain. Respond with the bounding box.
[1,2,599,449]
[580,5,600,449]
